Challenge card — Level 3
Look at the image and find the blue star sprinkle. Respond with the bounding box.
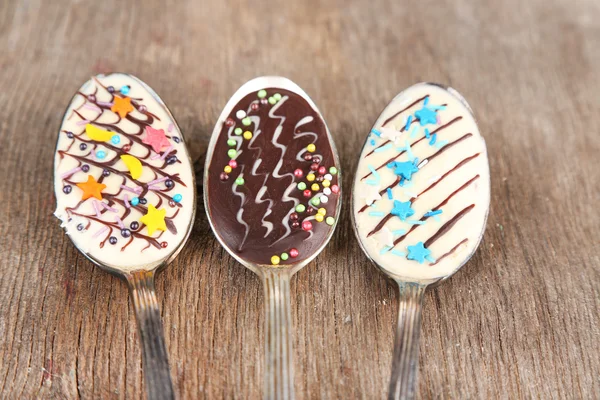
[406,242,432,264]
[389,160,419,180]
[390,200,415,221]
[414,106,438,126]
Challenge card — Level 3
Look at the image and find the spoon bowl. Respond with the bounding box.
[351,82,490,399]
[204,76,341,399]
[53,73,196,400]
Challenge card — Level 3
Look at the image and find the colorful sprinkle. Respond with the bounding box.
[224,166,232,173]
[257,90,267,99]
[371,129,381,137]
[311,197,321,206]
[234,127,243,135]
[392,229,407,235]
[280,252,289,261]
[131,197,140,206]
[307,144,316,153]
[111,135,121,145]
[380,246,391,255]
[424,209,443,217]
[120,86,130,95]
[329,167,338,175]
[294,169,303,178]
[236,110,246,119]
[274,93,282,101]
[429,133,437,145]
[323,187,332,195]
[370,139,376,145]
[409,125,419,139]
[369,211,385,217]
[318,208,327,215]
[96,150,107,159]
[322,180,331,188]
[229,160,238,168]
[405,220,425,225]
[303,189,312,197]
[271,255,280,265]
[268,97,276,105]
[315,214,324,222]
[296,204,306,213]
[387,188,393,199]
[320,195,329,204]
[243,131,253,140]
[326,217,335,225]
[242,117,252,126]
[324,173,333,180]
[407,242,431,263]
[331,185,340,194]
[311,183,320,191]
[298,182,307,190]
[227,139,237,147]
[173,194,182,203]
[374,143,393,153]
[227,149,237,158]
[235,177,244,185]
[306,173,315,182]
[391,250,407,257]
[302,220,313,231]
[290,248,299,258]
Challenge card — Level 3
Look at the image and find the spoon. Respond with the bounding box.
[204,76,341,399]
[53,73,196,400]
[351,83,490,399]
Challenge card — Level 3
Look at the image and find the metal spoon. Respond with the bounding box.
[53,73,196,400]
[351,83,490,399]
[204,76,342,399]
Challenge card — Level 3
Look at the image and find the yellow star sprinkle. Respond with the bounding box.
[139,204,167,236]
[111,96,134,118]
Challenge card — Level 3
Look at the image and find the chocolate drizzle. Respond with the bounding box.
[207,88,340,265]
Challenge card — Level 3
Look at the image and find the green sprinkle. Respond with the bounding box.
[297,182,307,190]
[227,149,237,158]
[311,197,321,206]
[268,97,276,105]
[227,139,236,147]
[242,117,251,126]
[326,217,335,226]
[235,177,244,185]
[257,89,267,99]
[281,253,289,261]
[234,127,242,135]
[274,93,282,101]
[295,204,306,213]
[329,166,338,175]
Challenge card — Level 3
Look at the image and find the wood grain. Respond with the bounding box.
[0,0,599,398]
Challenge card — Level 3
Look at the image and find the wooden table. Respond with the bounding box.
[1,0,598,398]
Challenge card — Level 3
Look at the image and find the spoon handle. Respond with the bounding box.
[126,270,175,400]
[388,282,427,400]
[260,268,295,400]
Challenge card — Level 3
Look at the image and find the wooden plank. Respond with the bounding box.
[0,0,598,398]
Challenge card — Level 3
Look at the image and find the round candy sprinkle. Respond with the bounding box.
[227,149,237,158]
[311,156,321,163]
[315,214,324,222]
[243,131,253,140]
[79,143,88,151]
[306,173,315,182]
[139,105,147,113]
[227,139,236,147]
[274,93,282,101]
[130,221,140,230]
[88,94,96,102]
[96,150,106,159]
[329,167,338,175]
[257,89,267,99]
[307,144,316,153]
[107,86,115,93]
[316,175,324,182]
[166,155,178,165]
[81,164,90,172]
[268,97,276,105]
[229,160,237,168]
[131,197,140,206]
[66,131,74,139]
[111,135,120,145]
[290,213,299,221]
[173,194,183,203]
[236,110,246,119]
[123,144,131,152]
[303,153,313,161]
[139,198,147,205]
[281,252,289,261]
[297,182,307,190]
[302,220,312,231]
[173,137,180,143]
[165,179,174,188]
[322,180,331,188]
[63,185,72,194]
[318,208,327,215]
[290,248,299,258]
[321,195,329,204]
[331,185,339,194]
[306,207,315,214]
[303,190,312,198]
[294,169,303,178]
[77,223,84,231]
[242,117,252,126]
[121,228,131,238]
[235,177,245,185]
[225,118,235,127]
[120,85,130,95]
[109,236,117,244]
[311,197,321,206]
[102,169,110,177]
[295,204,306,213]
[234,127,243,135]
[311,183,320,191]
[224,165,232,173]
[251,103,260,111]
[318,166,327,175]
[326,217,335,226]
[220,172,229,181]
[271,255,280,265]
[291,221,300,228]
[323,187,332,195]
[310,163,319,171]
[260,98,268,105]
[324,173,333,181]
[169,200,176,207]
[161,241,168,248]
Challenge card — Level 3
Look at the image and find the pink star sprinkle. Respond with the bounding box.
[143,126,171,153]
